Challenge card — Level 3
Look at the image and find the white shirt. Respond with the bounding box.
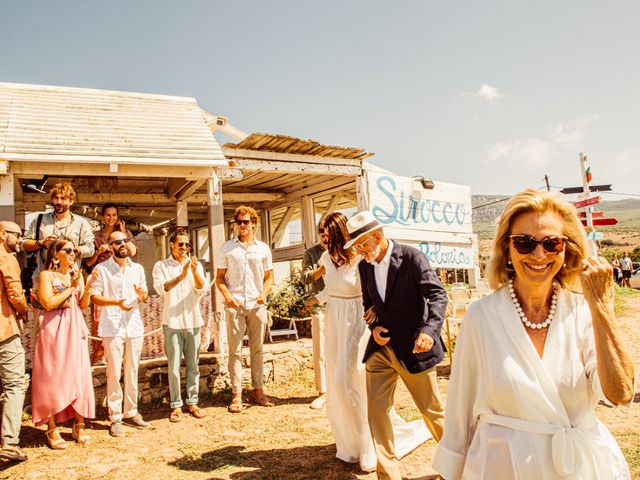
[92,257,147,338]
[218,237,273,309]
[372,240,393,302]
[153,256,207,329]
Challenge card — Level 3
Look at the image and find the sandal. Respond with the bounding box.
[169,409,183,423]
[227,400,243,414]
[187,406,206,419]
[72,423,91,445]
[45,428,67,450]
[0,445,28,462]
[252,394,275,407]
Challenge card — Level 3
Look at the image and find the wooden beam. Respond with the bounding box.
[319,194,343,224]
[20,191,284,206]
[9,161,218,179]
[283,177,355,202]
[223,146,365,167]
[231,158,361,176]
[176,178,207,200]
[271,206,296,248]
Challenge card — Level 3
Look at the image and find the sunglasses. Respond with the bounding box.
[176,242,191,248]
[318,227,326,234]
[353,235,375,251]
[236,219,252,226]
[110,239,129,246]
[61,247,79,255]
[509,235,566,255]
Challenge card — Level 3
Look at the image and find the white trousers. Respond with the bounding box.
[103,336,144,422]
[311,309,326,394]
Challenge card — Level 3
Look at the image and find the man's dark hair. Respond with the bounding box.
[169,227,190,243]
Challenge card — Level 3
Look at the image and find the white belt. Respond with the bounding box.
[328,294,362,300]
[479,413,597,477]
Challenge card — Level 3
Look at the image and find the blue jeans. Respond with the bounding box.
[163,326,201,409]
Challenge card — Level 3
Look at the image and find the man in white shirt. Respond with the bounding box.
[216,206,274,413]
[153,228,207,423]
[91,230,150,437]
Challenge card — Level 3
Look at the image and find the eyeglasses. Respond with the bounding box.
[61,247,78,255]
[353,235,375,251]
[177,242,191,248]
[110,239,129,246]
[4,230,22,238]
[236,219,252,226]
[509,235,567,255]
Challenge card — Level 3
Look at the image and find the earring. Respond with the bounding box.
[508,260,512,265]
[563,263,567,268]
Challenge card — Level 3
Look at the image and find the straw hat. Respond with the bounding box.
[344,211,383,249]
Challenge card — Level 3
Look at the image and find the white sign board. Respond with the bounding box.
[366,171,476,269]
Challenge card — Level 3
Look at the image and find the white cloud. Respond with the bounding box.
[474,84,502,101]
[485,116,597,168]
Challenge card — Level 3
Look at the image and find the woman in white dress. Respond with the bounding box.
[434,189,635,479]
[316,212,430,472]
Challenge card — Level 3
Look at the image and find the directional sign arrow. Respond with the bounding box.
[578,211,605,218]
[573,196,602,209]
[561,184,612,194]
[586,231,605,240]
[581,218,618,226]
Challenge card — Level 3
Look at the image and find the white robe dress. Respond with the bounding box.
[433,287,631,480]
[321,251,431,472]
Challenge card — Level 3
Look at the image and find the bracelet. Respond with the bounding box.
[35,240,42,248]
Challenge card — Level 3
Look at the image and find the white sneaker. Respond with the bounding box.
[309,396,326,409]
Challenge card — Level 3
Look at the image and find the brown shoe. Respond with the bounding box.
[187,405,206,419]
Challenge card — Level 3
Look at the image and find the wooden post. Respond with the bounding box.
[206,172,225,354]
[176,201,188,227]
[0,174,16,222]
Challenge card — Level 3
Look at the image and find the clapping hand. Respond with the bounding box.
[181,260,191,280]
[189,256,199,272]
[69,267,81,288]
[116,298,133,311]
[134,284,147,302]
[85,270,99,288]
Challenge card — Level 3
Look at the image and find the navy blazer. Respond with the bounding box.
[359,242,448,374]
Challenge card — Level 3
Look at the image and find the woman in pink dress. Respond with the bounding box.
[31,236,96,449]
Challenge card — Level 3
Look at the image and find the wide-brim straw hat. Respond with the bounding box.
[344,211,383,249]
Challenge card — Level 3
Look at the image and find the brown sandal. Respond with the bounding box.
[169,409,182,423]
[187,406,206,419]
[227,400,243,413]
[45,428,67,450]
[252,394,275,407]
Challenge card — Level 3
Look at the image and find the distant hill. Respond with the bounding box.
[472,195,640,239]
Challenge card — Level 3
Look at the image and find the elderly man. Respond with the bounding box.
[345,211,448,480]
[153,228,207,423]
[216,206,274,413]
[91,230,150,437]
[0,221,28,462]
[23,182,94,288]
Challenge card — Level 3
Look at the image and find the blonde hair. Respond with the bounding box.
[485,189,589,291]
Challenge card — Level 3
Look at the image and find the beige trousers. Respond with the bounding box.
[225,306,268,393]
[311,308,326,394]
[365,345,445,480]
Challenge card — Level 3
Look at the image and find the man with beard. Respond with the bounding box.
[0,222,28,462]
[23,182,94,290]
[91,230,150,437]
[345,211,448,480]
[152,228,207,423]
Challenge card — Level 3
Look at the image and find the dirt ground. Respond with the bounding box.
[3,294,640,480]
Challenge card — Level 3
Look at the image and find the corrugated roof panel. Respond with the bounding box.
[0,82,226,167]
[225,133,373,160]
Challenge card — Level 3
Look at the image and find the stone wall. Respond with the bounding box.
[23,340,313,409]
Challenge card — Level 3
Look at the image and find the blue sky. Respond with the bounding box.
[2,0,639,198]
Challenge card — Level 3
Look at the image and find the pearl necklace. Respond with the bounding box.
[508,279,558,330]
